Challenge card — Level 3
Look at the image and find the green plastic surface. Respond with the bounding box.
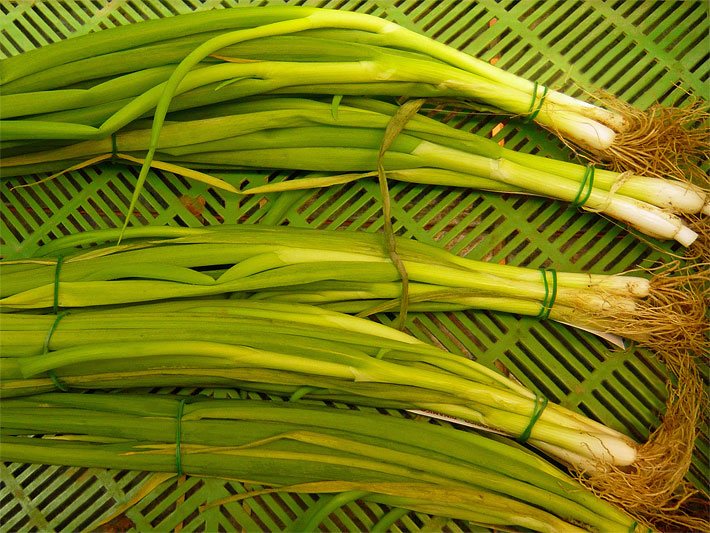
[1,1,707,531]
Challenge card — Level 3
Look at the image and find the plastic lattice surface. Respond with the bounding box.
[1,1,708,532]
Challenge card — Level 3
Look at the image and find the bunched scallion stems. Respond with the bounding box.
[0,226,705,528]
[3,97,706,245]
[0,223,700,355]
[0,392,643,532]
[0,298,639,470]
[0,7,615,150]
[2,225,705,518]
[2,7,705,188]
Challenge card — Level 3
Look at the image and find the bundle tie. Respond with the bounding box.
[535,268,558,320]
[110,133,119,161]
[526,82,548,122]
[376,98,426,330]
[571,164,595,208]
[174,396,202,475]
[518,392,548,443]
[175,398,187,476]
[289,386,321,402]
[52,256,64,314]
[585,169,632,214]
[46,264,69,392]
[44,312,70,391]
[43,311,69,355]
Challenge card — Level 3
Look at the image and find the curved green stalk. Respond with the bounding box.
[0,393,640,531]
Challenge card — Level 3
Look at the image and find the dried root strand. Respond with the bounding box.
[577,348,706,531]
[608,260,709,362]
[574,259,709,530]
[687,215,710,264]
[594,97,709,186]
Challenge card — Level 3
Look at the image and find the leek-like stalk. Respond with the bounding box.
[0,224,650,334]
[2,6,701,178]
[3,97,704,245]
[0,393,641,532]
[0,298,638,470]
[5,224,702,368]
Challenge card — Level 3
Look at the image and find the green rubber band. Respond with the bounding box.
[289,386,320,402]
[535,268,557,320]
[44,312,71,392]
[176,398,187,476]
[175,395,201,475]
[53,256,64,314]
[571,164,595,207]
[518,393,548,443]
[374,348,389,360]
[527,81,539,113]
[43,311,69,354]
[526,83,548,122]
[111,133,118,160]
[547,269,558,319]
[527,85,547,122]
[536,268,549,318]
[48,371,69,392]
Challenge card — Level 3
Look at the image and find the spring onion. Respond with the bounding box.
[0,392,644,532]
[1,224,703,358]
[1,7,705,180]
[1,298,641,472]
[3,97,706,246]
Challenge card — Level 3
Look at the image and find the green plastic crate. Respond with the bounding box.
[0,1,707,531]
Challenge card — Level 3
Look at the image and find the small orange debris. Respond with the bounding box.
[492,121,506,147]
[180,195,206,218]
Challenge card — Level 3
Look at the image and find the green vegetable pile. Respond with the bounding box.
[0,393,642,532]
[1,5,707,532]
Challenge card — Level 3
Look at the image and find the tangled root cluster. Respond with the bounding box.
[579,262,708,530]
[597,97,709,186]
[578,349,706,530]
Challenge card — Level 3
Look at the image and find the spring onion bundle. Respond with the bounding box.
[1,7,705,188]
[1,224,705,525]
[0,393,644,532]
[1,224,704,357]
[0,298,641,473]
[3,97,706,246]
